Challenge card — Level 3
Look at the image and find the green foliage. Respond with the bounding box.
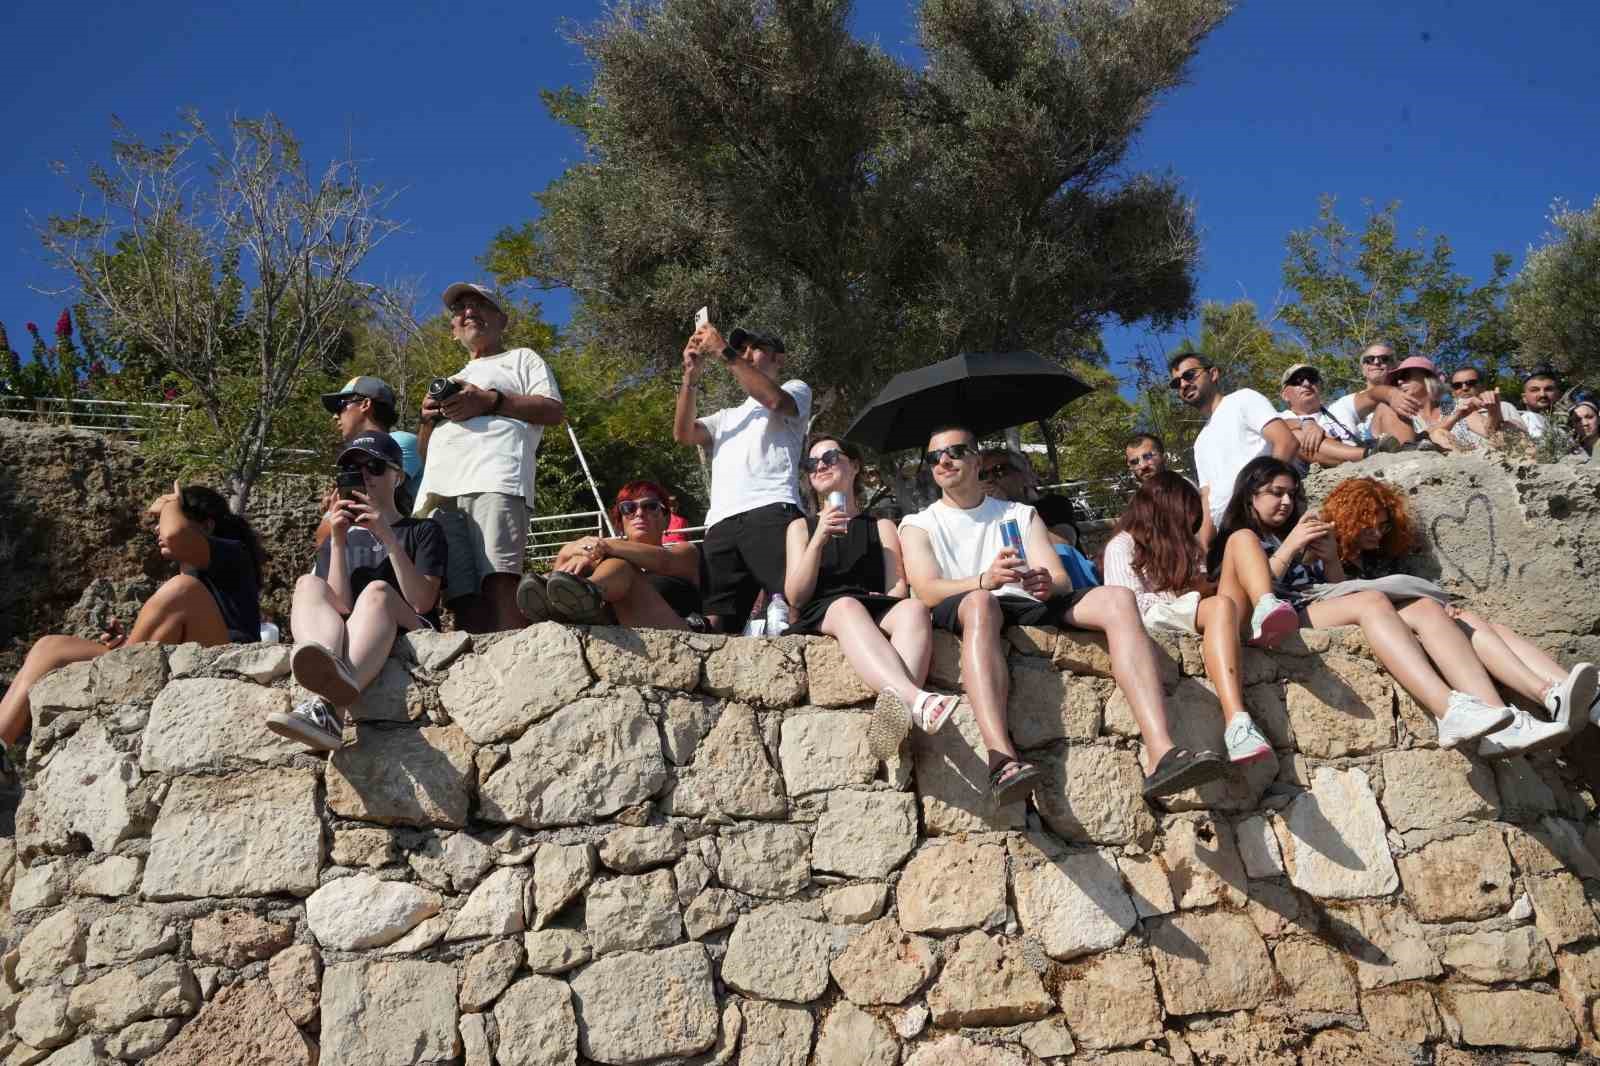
[1508,196,1600,383]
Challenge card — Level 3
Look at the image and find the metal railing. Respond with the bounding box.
[1039,475,1137,523]
[0,395,189,439]
[525,511,707,566]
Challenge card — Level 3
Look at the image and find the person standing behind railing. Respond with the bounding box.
[672,321,810,634]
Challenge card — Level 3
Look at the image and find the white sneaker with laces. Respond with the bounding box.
[1223,713,1272,763]
[266,697,345,752]
[1435,691,1514,749]
[1477,707,1570,759]
[1546,662,1598,738]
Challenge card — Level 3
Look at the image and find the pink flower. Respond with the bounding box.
[56,309,72,339]
[163,386,179,401]
[25,322,39,335]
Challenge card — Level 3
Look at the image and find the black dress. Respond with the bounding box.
[789,515,905,634]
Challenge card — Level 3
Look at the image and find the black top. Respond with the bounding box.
[185,535,261,643]
[807,514,889,600]
[315,517,448,627]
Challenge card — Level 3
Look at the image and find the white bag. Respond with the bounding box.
[1142,590,1201,636]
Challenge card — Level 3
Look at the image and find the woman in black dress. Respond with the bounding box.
[784,435,958,738]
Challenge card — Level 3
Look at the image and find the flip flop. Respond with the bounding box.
[989,757,1042,807]
[545,571,614,625]
[1142,746,1226,799]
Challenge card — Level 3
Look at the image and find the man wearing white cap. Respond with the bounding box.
[416,283,564,632]
[1275,363,1407,472]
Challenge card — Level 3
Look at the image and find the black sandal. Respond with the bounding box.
[1142,746,1226,799]
[989,757,1042,807]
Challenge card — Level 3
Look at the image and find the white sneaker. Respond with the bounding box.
[1247,594,1298,647]
[1546,662,1598,738]
[1435,691,1514,749]
[1223,713,1272,763]
[1478,707,1570,759]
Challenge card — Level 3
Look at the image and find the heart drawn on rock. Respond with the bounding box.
[1429,492,1499,593]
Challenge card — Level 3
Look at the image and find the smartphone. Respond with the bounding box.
[335,469,365,502]
[694,306,710,329]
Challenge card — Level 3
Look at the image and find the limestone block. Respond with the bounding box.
[1439,925,1555,983]
[267,943,321,1027]
[925,930,1051,1027]
[460,1013,492,1066]
[896,839,1007,935]
[533,842,595,927]
[912,707,1025,835]
[821,882,889,925]
[377,913,448,955]
[583,625,701,690]
[585,870,682,955]
[703,637,807,707]
[1527,871,1600,949]
[598,825,684,873]
[660,696,715,765]
[1506,817,1600,879]
[138,678,301,772]
[68,960,198,1032]
[106,1018,182,1061]
[829,917,936,1005]
[13,985,72,1050]
[1011,845,1136,961]
[211,642,290,682]
[31,1037,104,1066]
[1236,814,1285,879]
[142,768,322,900]
[16,908,86,985]
[1494,756,1564,822]
[1378,749,1500,831]
[1321,901,1441,989]
[524,928,592,974]
[716,825,810,899]
[447,866,531,941]
[1032,742,1154,846]
[326,723,476,829]
[14,723,141,859]
[568,943,720,1062]
[1148,909,1274,1015]
[904,1034,1032,1066]
[811,790,917,878]
[1055,950,1164,1050]
[1160,813,1247,909]
[1395,827,1513,921]
[802,640,874,707]
[1451,989,1578,1051]
[928,629,963,689]
[331,828,397,869]
[407,830,496,893]
[1273,938,1358,1013]
[1360,984,1442,1045]
[493,976,577,1066]
[30,644,166,720]
[83,908,176,970]
[1050,627,1114,677]
[146,979,313,1066]
[683,888,740,939]
[320,960,460,1065]
[814,1001,898,1066]
[12,859,68,911]
[1008,657,1103,746]
[668,704,787,819]
[1280,766,1398,900]
[721,909,832,1002]
[71,855,142,898]
[305,873,442,950]
[478,692,669,829]
[1243,681,1295,747]
[777,711,875,794]
[1117,853,1176,918]
[343,657,430,723]
[438,622,591,743]
[394,628,472,671]
[736,999,813,1066]
[190,909,292,967]
[1281,654,1396,757]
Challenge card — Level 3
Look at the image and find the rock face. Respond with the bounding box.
[8,594,1600,1065]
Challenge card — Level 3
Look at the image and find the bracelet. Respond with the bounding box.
[977,573,988,591]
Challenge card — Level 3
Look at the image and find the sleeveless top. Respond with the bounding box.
[807,514,888,600]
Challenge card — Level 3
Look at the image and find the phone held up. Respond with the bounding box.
[335,469,366,502]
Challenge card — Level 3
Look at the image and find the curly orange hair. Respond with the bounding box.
[1321,477,1415,563]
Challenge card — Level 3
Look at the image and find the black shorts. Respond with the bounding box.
[790,592,903,635]
[929,588,1094,635]
[700,502,802,624]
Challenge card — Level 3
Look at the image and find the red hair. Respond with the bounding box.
[1321,478,1415,563]
[1110,472,1206,594]
[610,480,672,534]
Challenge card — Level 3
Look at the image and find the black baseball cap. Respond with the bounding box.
[337,430,404,470]
[728,327,786,354]
[322,376,397,415]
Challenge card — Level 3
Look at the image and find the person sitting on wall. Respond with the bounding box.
[1207,457,1519,753]
[1274,363,1405,470]
[1102,472,1275,763]
[315,375,409,547]
[268,432,446,751]
[0,484,265,746]
[1321,476,1591,750]
[519,479,704,630]
[1443,365,1533,453]
[897,424,1226,806]
[1371,356,1461,450]
[783,435,959,750]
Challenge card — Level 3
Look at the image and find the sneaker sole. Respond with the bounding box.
[1560,664,1599,737]
[265,711,343,753]
[1247,604,1298,648]
[546,574,613,625]
[1438,707,1515,749]
[290,644,360,707]
[868,690,913,760]
[1228,741,1273,764]
[1145,753,1227,799]
[516,576,553,624]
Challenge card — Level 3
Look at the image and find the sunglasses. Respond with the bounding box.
[1167,366,1208,390]
[979,464,1019,482]
[1361,355,1395,367]
[1286,374,1320,389]
[1450,378,1482,391]
[618,498,666,517]
[924,443,974,466]
[799,449,845,474]
[334,396,365,413]
[338,458,390,476]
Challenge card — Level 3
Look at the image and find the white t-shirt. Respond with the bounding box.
[1194,389,1283,526]
[698,380,812,528]
[1278,395,1365,471]
[414,348,561,514]
[1520,408,1548,440]
[899,496,1040,603]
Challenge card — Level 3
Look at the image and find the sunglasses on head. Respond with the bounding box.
[618,498,666,517]
[799,448,845,474]
[1167,366,1208,390]
[924,443,974,466]
[339,458,390,476]
[1450,377,1482,391]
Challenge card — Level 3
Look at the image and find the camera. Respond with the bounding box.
[335,469,366,501]
[426,377,463,422]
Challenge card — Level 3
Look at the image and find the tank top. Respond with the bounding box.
[806,514,888,600]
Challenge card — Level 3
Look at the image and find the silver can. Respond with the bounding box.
[826,491,848,536]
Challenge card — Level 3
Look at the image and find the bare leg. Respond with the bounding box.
[1063,585,1175,770]
[881,598,934,687]
[1396,599,1503,706]
[345,582,422,690]
[484,573,526,632]
[955,593,1018,761]
[1370,404,1419,444]
[0,635,109,744]
[1194,595,1247,719]
[1305,592,1455,717]
[1452,611,1566,697]
[818,598,922,705]
[586,558,640,604]
[1218,530,1277,623]
[291,574,350,658]
[127,574,230,645]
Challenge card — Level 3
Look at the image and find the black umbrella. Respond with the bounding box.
[842,351,1092,452]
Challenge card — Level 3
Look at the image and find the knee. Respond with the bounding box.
[354,580,397,609]
[1406,597,1448,624]
[1355,590,1395,615]
[28,634,75,661]
[294,573,327,599]
[1211,595,1240,627]
[960,592,1000,629]
[828,597,870,624]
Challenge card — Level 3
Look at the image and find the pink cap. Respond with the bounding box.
[1386,356,1437,384]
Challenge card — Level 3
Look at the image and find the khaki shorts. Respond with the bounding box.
[433,492,528,604]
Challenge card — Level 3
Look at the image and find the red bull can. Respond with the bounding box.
[1000,517,1026,566]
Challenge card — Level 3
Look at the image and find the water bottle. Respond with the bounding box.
[259,621,281,643]
[826,491,848,537]
[765,593,791,636]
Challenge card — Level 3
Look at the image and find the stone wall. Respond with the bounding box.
[3,622,1600,1065]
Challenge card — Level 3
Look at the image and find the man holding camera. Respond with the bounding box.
[673,321,810,633]
[415,283,564,633]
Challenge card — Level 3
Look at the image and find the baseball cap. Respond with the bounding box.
[728,327,786,354]
[337,430,405,471]
[1280,363,1320,387]
[442,282,506,316]
[321,376,396,415]
[1386,356,1438,383]
[1523,365,1560,385]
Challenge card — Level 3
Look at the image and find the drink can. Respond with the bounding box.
[1000,517,1026,565]
[826,491,848,536]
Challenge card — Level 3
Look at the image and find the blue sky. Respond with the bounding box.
[3,1,1597,383]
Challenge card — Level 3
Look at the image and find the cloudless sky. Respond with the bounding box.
[2,1,1597,387]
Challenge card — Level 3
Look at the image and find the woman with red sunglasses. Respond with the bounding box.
[518,479,704,629]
